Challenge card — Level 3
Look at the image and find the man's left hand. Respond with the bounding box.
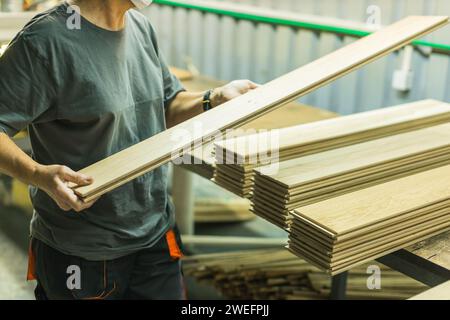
[211,80,259,108]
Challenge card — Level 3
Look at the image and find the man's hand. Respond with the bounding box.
[32,165,97,212]
[164,79,260,128]
[211,80,259,107]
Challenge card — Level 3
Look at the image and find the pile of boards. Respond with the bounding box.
[183,249,428,300]
[212,100,450,275]
[194,199,255,223]
[288,164,450,275]
[214,100,450,198]
[251,118,450,230]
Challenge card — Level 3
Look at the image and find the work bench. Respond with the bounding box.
[177,73,450,300]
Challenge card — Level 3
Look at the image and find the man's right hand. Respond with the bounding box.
[32,165,97,212]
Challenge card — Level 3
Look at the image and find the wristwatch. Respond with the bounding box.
[202,89,214,112]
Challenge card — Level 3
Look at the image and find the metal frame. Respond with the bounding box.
[377,249,450,287]
[331,272,348,300]
[330,249,450,299]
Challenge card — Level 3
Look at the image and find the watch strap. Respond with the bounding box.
[202,89,214,112]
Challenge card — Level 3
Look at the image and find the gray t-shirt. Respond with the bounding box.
[0,3,184,260]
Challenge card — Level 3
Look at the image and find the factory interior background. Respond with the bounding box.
[0,0,449,301]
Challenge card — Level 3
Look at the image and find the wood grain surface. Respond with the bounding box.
[215,100,450,197]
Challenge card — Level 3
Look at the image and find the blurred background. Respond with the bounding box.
[142,0,450,114]
[0,0,448,300]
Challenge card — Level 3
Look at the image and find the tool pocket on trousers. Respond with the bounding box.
[70,260,116,300]
[165,229,183,260]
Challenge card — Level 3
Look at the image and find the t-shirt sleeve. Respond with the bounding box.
[158,51,185,110]
[0,35,56,137]
[145,20,185,110]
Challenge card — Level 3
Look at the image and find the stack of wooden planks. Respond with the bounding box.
[183,249,428,300]
[288,165,450,275]
[214,100,450,198]
[182,101,337,180]
[194,199,255,223]
[251,122,450,229]
[73,16,449,202]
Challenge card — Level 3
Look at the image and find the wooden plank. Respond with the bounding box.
[181,235,286,247]
[194,198,255,223]
[289,227,450,275]
[253,157,450,217]
[255,152,450,202]
[73,16,449,202]
[250,124,450,230]
[291,203,450,249]
[287,164,450,274]
[215,100,450,197]
[291,213,450,261]
[180,76,337,180]
[293,165,450,236]
[255,123,450,187]
[294,199,450,242]
[216,99,450,164]
[181,99,338,179]
[184,248,427,300]
[409,281,450,300]
[407,231,450,270]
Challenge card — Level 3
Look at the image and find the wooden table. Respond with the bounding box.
[178,74,450,299]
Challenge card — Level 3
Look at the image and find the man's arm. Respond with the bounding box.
[165,80,259,128]
[0,35,98,212]
[0,132,96,212]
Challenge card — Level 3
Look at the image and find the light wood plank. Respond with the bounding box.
[409,281,450,300]
[293,165,450,236]
[256,123,450,187]
[216,99,450,163]
[286,164,450,274]
[250,124,450,230]
[184,248,427,300]
[215,100,450,197]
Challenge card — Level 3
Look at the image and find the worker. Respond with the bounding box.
[0,0,258,300]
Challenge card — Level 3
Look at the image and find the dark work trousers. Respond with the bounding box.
[30,228,185,300]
